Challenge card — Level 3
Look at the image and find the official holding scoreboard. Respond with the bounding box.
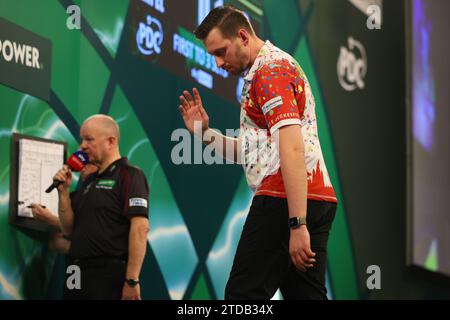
[53,114,150,300]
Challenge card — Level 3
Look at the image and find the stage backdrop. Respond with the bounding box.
[1,0,449,300]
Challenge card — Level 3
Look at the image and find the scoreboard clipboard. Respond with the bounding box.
[9,133,67,232]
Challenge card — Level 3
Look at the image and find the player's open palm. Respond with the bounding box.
[179,88,209,134]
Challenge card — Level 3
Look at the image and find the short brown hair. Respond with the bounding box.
[194,5,254,40]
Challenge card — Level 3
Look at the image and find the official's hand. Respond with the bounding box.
[53,164,72,192]
[122,283,141,300]
[289,226,316,272]
[178,88,210,135]
[30,204,58,228]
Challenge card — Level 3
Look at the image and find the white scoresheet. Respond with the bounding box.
[17,139,64,218]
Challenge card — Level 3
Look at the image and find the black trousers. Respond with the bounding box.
[63,257,127,300]
[225,195,337,300]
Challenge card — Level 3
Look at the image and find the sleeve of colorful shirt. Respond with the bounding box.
[253,59,306,135]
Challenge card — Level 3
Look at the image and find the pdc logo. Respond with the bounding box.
[0,39,41,69]
[337,37,367,91]
[136,15,163,56]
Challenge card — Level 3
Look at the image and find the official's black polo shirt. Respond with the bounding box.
[69,157,149,260]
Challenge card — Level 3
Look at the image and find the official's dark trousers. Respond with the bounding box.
[225,195,337,300]
[64,257,127,300]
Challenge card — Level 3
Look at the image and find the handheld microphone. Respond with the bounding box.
[45,150,89,193]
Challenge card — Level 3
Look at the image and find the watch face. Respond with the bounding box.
[289,217,306,228]
[126,279,139,287]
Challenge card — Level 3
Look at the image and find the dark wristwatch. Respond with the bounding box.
[125,278,140,287]
[288,216,307,229]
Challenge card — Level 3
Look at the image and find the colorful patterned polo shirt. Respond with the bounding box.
[238,41,337,202]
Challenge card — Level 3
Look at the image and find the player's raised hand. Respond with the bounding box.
[178,88,209,134]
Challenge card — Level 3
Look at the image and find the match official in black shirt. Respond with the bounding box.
[53,114,150,300]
